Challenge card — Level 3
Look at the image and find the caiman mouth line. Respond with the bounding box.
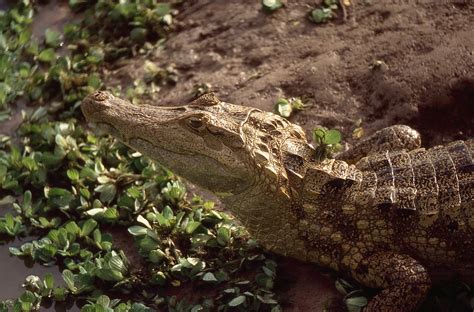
[94,121,200,157]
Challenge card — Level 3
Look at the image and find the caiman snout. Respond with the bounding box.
[91,90,113,102]
[81,91,114,122]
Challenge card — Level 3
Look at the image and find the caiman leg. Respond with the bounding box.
[338,125,421,163]
[349,251,431,312]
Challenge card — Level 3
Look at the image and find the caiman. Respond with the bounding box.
[82,91,473,312]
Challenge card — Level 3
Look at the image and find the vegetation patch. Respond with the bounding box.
[0,1,281,311]
[261,0,284,13]
[310,0,339,24]
[312,127,342,160]
[273,97,305,118]
[1,1,473,312]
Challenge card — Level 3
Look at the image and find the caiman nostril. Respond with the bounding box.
[92,90,112,101]
[82,91,114,120]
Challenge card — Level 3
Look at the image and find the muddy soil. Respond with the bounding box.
[105,1,473,310]
[111,0,473,146]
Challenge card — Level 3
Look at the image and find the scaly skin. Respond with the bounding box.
[82,91,473,311]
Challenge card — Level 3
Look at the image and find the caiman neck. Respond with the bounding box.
[221,176,309,260]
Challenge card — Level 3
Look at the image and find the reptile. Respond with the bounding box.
[82,91,473,311]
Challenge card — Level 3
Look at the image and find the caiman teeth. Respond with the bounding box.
[254,150,270,162]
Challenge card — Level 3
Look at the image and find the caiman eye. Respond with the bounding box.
[187,117,205,130]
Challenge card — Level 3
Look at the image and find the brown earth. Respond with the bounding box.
[104,1,474,311]
[1,0,471,310]
[109,0,473,147]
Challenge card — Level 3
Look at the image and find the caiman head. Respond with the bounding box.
[81,91,311,200]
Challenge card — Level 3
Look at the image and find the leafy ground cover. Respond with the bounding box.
[1,1,473,311]
[0,1,282,311]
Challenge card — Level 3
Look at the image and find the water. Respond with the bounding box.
[31,1,72,39]
[0,237,63,300]
[0,203,82,311]
[0,2,77,308]
[0,0,9,11]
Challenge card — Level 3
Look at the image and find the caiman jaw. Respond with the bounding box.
[81,91,184,145]
[81,91,257,195]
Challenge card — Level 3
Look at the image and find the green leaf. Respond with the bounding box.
[312,128,326,144]
[228,295,246,307]
[62,270,76,292]
[64,221,80,236]
[67,168,80,181]
[257,294,278,305]
[80,167,97,180]
[95,183,117,203]
[290,97,305,110]
[325,129,341,145]
[31,106,48,122]
[151,271,166,286]
[217,227,231,246]
[126,186,141,198]
[262,266,275,277]
[137,215,151,229]
[162,205,174,219]
[185,221,201,234]
[262,0,283,12]
[38,48,56,63]
[53,287,68,301]
[68,0,87,10]
[80,187,91,199]
[312,7,333,23]
[93,228,102,243]
[45,187,73,208]
[138,236,160,252]
[202,272,218,282]
[312,9,325,23]
[0,83,12,105]
[0,165,7,184]
[154,3,171,16]
[130,28,147,43]
[87,73,102,88]
[20,290,36,303]
[86,47,104,64]
[190,305,203,312]
[97,268,123,282]
[9,247,23,256]
[96,295,111,307]
[255,273,274,289]
[346,296,368,308]
[0,33,6,50]
[63,22,80,39]
[149,249,166,264]
[44,273,54,289]
[162,181,186,204]
[22,190,32,210]
[45,29,62,47]
[21,157,37,171]
[128,225,148,236]
[275,99,292,118]
[55,134,67,147]
[38,244,57,261]
[81,219,97,237]
[5,213,14,228]
[85,207,106,216]
[109,255,126,273]
[18,62,32,79]
[102,207,118,221]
